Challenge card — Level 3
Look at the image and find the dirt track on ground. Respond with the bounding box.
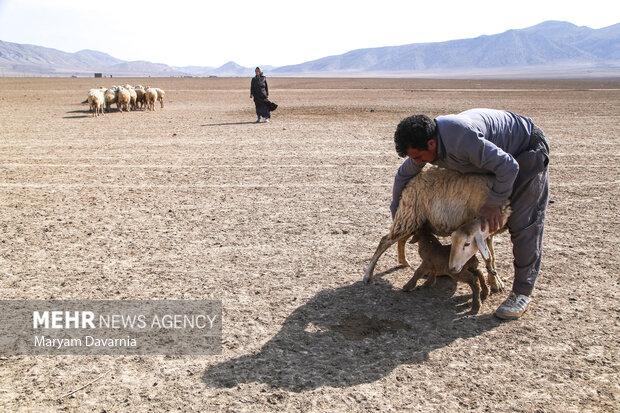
[0,77,618,412]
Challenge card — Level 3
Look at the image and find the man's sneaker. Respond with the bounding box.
[264,118,270,123]
[494,292,531,320]
[255,116,261,123]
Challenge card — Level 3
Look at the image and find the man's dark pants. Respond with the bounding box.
[507,127,550,296]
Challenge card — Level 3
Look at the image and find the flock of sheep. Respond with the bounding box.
[364,167,511,313]
[86,85,165,117]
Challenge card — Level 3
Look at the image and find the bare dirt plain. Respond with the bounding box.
[0,77,618,412]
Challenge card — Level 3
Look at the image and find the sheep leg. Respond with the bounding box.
[402,267,427,291]
[467,271,482,314]
[420,274,437,288]
[472,267,489,301]
[363,234,404,283]
[397,238,410,267]
[485,237,505,293]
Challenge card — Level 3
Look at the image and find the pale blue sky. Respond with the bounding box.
[0,0,618,67]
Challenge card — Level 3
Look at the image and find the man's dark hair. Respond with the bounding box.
[394,115,437,157]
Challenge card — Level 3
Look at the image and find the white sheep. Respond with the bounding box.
[448,215,509,276]
[154,88,165,108]
[116,86,131,113]
[87,89,105,117]
[103,87,117,113]
[363,166,510,292]
[144,87,158,111]
[132,85,146,110]
[123,84,138,111]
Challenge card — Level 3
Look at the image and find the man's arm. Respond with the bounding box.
[265,80,269,98]
[390,158,423,218]
[458,129,519,231]
[457,129,519,205]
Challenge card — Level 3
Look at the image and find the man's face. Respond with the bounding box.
[255,68,260,76]
[406,138,438,164]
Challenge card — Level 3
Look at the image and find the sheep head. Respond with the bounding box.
[448,219,490,274]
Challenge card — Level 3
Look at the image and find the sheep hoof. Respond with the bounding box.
[402,281,418,292]
[362,268,372,284]
[398,258,410,268]
[491,277,505,293]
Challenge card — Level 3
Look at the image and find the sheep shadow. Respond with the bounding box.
[202,278,501,391]
[200,121,258,127]
[63,109,92,119]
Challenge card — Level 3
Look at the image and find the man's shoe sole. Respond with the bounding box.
[494,309,527,320]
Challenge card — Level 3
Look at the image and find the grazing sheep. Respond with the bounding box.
[81,87,107,104]
[116,86,131,112]
[134,86,146,110]
[154,88,165,108]
[103,87,118,113]
[402,227,489,313]
[144,88,158,111]
[123,84,138,111]
[363,166,510,292]
[87,89,105,117]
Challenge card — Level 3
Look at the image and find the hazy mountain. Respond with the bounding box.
[107,60,185,76]
[176,63,276,77]
[0,21,618,77]
[0,40,257,76]
[273,21,620,75]
[0,40,124,74]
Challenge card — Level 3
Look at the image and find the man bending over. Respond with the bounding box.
[391,109,549,319]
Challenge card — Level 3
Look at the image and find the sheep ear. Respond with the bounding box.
[475,233,491,260]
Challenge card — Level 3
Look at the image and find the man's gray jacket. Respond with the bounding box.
[390,108,535,217]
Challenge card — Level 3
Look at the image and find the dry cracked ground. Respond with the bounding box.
[0,77,618,412]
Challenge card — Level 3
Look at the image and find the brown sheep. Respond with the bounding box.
[403,226,489,314]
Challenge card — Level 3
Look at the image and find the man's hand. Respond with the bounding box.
[479,203,503,233]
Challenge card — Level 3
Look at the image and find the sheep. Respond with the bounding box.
[403,226,489,313]
[134,86,146,110]
[363,166,510,292]
[448,215,509,277]
[154,87,165,108]
[103,87,118,113]
[87,89,105,117]
[144,88,158,111]
[123,84,138,111]
[116,86,131,112]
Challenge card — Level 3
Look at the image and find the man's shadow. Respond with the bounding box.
[203,276,501,391]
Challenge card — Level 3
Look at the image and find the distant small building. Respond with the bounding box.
[94,73,102,78]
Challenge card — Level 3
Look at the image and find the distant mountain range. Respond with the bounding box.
[0,21,618,77]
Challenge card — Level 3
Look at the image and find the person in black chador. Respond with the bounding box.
[250,67,271,123]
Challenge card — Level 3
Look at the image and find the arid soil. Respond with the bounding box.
[0,77,618,412]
